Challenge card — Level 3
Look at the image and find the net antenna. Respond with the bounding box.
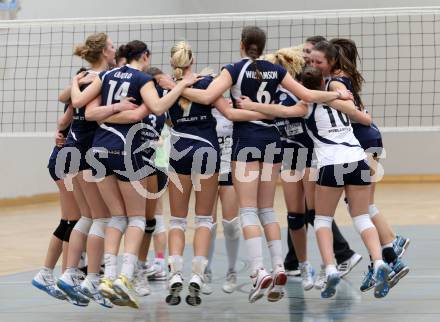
[1,7,440,137]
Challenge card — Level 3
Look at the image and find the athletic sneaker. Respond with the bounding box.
[80,277,113,308]
[314,265,326,290]
[133,265,151,297]
[285,268,301,277]
[393,235,410,258]
[148,260,168,281]
[98,277,126,307]
[337,253,362,278]
[166,272,183,306]
[57,270,90,306]
[321,273,341,298]
[113,274,140,309]
[360,264,375,292]
[186,274,203,306]
[248,268,273,303]
[222,270,237,294]
[201,272,213,295]
[299,262,315,291]
[145,263,157,277]
[373,263,391,298]
[32,269,67,300]
[267,265,287,302]
[388,259,410,289]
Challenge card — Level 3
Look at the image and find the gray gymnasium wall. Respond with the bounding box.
[1,1,440,199]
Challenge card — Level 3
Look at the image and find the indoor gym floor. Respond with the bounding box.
[0,183,439,322]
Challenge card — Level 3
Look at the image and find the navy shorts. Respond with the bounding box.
[47,146,71,181]
[219,171,233,186]
[92,149,152,182]
[169,138,220,175]
[63,142,93,172]
[155,167,169,191]
[317,160,371,187]
[231,138,282,164]
[281,141,315,171]
[352,123,383,157]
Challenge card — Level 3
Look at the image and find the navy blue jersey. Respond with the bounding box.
[59,103,71,138]
[167,76,218,146]
[328,76,381,142]
[224,58,287,140]
[92,65,153,150]
[66,77,98,146]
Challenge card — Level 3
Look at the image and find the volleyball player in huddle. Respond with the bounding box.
[311,39,410,291]
[178,26,352,303]
[71,40,198,309]
[56,33,116,308]
[203,102,241,295]
[32,101,80,302]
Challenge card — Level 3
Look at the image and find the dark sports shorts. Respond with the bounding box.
[48,146,71,181]
[155,167,169,192]
[281,141,315,171]
[169,138,220,175]
[231,138,282,164]
[317,160,371,187]
[219,171,233,186]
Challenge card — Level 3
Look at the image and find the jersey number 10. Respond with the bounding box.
[322,106,350,127]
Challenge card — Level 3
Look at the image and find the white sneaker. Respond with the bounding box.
[314,265,326,290]
[248,268,273,303]
[299,262,314,291]
[113,274,140,309]
[80,277,113,308]
[186,274,203,306]
[222,270,237,294]
[166,272,183,306]
[337,253,362,278]
[133,266,151,297]
[267,265,287,302]
[145,263,158,277]
[32,269,67,300]
[201,271,213,295]
[148,260,168,281]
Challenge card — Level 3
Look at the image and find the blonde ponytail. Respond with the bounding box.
[170,41,194,111]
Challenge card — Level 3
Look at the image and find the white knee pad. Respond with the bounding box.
[222,217,241,240]
[239,207,259,228]
[368,204,379,219]
[314,215,333,231]
[89,218,109,238]
[73,216,93,235]
[169,216,187,232]
[353,214,375,234]
[128,216,146,230]
[153,215,166,235]
[258,208,278,226]
[195,215,214,230]
[107,215,128,233]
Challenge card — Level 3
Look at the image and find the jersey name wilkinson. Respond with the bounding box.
[245,71,278,80]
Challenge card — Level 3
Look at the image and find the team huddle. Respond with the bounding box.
[31,26,410,309]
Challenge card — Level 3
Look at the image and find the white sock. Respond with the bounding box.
[120,253,138,280]
[382,243,393,249]
[267,239,283,270]
[299,261,310,269]
[42,267,53,273]
[245,237,264,273]
[374,259,386,271]
[169,255,184,273]
[223,219,240,272]
[104,253,118,280]
[205,223,217,273]
[87,273,100,284]
[325,264,338,276]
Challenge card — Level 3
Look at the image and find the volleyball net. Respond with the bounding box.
[1,7,440,136]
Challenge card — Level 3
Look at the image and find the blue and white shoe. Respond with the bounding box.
[57,270,90,306]
[393,235,410,258]
[321,273,340,298]
[373,263,391,298]
[360,264,375,292]
[388,259,410,288]
[80,276,113,308]
[32,269,67,300]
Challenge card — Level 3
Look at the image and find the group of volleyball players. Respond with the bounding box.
[31,25,410,309]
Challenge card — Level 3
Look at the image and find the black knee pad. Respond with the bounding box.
[63,220,78,242]
[53,219,69,240]
[306,209,316,226]
[145,218,157,234]
[287,212,305,230]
